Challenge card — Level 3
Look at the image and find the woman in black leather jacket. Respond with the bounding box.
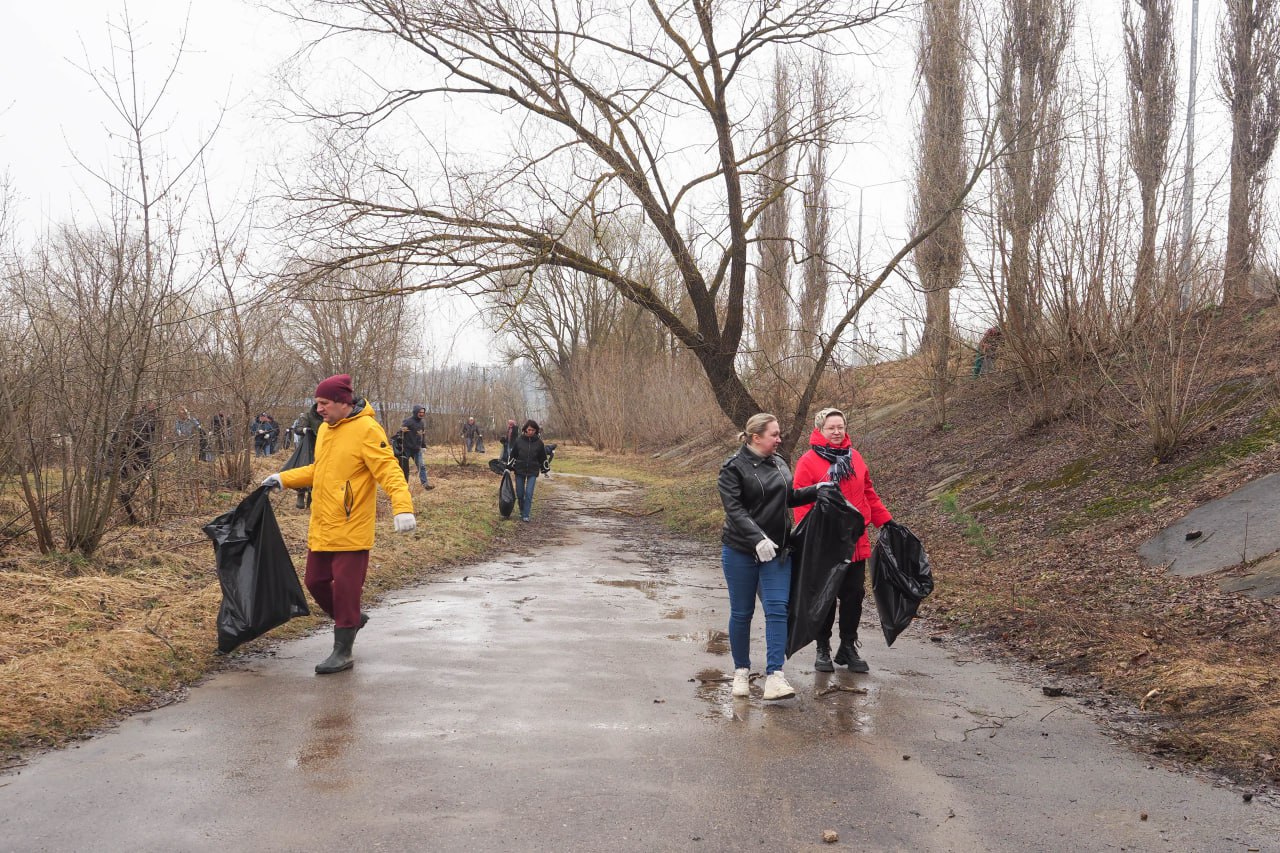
[717,413,825,701]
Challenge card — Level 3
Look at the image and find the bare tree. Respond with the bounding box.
[913,0,969,425]
[198,191,300,488]
[278,0,1004,456]
[285,264,417,420]
[796,59,833,362]
[993,0,1073,357]
[1218,0,1280,302]
[1124,0,1177,315]
[753,58,794,381]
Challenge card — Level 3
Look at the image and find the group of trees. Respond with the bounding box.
[276,0,1280,459]
[9,0,1280,553]
[0,17,434,557]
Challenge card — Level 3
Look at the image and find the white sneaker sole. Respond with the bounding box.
[762,688,795,701]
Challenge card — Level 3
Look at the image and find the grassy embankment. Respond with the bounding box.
[0,450,508,754]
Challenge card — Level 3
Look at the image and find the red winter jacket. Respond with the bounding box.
[793,428,892,561]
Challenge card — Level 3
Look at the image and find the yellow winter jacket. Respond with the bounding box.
[277,401,414,551]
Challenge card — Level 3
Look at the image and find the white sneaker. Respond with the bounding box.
[731,668,750,697]
[762,670,795,701]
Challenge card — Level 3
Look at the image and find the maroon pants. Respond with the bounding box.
[304,550,370,629]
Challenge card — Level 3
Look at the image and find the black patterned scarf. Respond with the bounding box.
[811,442,854,483]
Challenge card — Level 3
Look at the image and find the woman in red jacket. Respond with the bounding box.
[793,407,892,674]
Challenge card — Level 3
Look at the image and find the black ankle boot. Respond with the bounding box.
[814,642,834,672]
[315,627,356,674]
[295,491,307,509]
[834,638,869,674]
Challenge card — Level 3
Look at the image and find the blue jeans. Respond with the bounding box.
[410,449,428,485]
[721,545,791,674]
[515,472,537,520]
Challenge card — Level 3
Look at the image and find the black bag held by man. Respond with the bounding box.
[786,487,863,658]
[204,486,309,653]
[869,520,933,646]
[498,470,516,518]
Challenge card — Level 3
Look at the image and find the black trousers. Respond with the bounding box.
[819,559,866,645]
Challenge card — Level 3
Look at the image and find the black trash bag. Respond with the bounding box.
[204,486,309,653]
[786,487,864,658]
[498,470,516,518]
[870,520,933,647]
[488,457,509,476]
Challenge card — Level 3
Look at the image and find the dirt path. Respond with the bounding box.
[1,475,1277,852]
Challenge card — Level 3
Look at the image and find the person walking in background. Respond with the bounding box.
[461,416,484,453]
[508,419,548,522]
[283,403,322,509]
[400,405,431,489]
[718,413,827,701]
[263,374,417,675]
[792,407,893,674]
[252,413,272,457]
[174,406,201,462]
[264,414,281,455]
[499,418,518,463]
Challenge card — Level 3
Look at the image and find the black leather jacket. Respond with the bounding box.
[510,433,548,475]
[718,445,820,555]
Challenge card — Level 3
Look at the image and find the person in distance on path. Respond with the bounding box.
[792,407,892,674]
[718,413,830,701]
[263,374,417,674]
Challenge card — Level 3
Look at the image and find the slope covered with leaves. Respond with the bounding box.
[867,305,1280,790]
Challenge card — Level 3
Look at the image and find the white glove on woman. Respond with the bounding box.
[393,513,417,532]
[754,537,778,562]
[261,473,282,490]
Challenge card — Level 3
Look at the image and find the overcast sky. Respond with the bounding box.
[0,0,1236,360]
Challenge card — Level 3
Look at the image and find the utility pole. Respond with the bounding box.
[1179,0,1200,308]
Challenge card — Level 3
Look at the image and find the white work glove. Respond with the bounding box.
[261,473,282,490]
[754,537,778,562]
[393,512,417,532]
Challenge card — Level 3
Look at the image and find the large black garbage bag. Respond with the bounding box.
[498,470,516,518]
[204,486,309,653]
[488,457,509,476]
[282,432,315,472]
[786,487,864,658]
[870,521,933,646]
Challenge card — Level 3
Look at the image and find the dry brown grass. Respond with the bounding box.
[0,449,510,752]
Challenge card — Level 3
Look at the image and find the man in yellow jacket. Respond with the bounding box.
[263,374,416,674]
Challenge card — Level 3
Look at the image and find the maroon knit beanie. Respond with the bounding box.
[314,374,354,405]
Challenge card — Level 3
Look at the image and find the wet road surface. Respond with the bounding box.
[2,475,1278,852]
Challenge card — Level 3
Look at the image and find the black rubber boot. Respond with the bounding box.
[295,491,307,509]
[357,612,369,632]
[834,638,869,674]
[315,627,356,674]
[814,642,834,672]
